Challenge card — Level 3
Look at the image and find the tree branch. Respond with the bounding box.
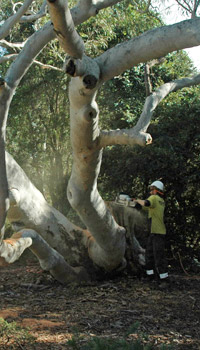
[99,73,200,147]
[20,1,48,23]
[0,54,18,64]
[0,82,13,238]
[135,73,200,132]
[47,0,85,58]
[99,129,152,147]
[5,22,55,88]
[194,0,200,17]
[0,53,62,71]
[0,39,25,51]
[6,152,85,262]
[0,0,34,40]
[96,18,200,82]
[34,60,63,71]
[0,232,32,264]
[74,0,124,20]
[175,0,193,15]
[144,63,152,96]
[0,229,89,284]
[145,59,165,97]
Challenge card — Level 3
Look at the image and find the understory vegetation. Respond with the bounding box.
[0,318,35,349]
[0,317,174,350]
[67,323,174,350]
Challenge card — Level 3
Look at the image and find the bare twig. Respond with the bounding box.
[177,252,190,276]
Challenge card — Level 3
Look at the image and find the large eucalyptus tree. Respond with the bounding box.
[0,0,200,283]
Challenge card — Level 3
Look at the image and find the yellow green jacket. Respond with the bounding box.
[146,195,166,234]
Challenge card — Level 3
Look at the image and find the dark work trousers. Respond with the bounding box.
[145,234,168,278]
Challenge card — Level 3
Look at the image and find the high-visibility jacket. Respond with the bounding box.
[146,194,166,234]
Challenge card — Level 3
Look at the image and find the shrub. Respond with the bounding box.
[0,318,35,349]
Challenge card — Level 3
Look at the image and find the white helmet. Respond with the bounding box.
[150,180,164,192]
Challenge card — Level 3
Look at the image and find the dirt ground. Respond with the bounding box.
[0,260,199,350]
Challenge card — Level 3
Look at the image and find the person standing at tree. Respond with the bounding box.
[134,180,169,286]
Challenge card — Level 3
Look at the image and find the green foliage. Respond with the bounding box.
[152,87,200,261]
[78,1,162,57]
[98,65,146,131]
[66,323,174,350]
[152,51,195,88]
[0,0,14,21]
[98,44,194,133]
[0,318,35,349]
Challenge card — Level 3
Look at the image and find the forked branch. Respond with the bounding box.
[99,73,200,148]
